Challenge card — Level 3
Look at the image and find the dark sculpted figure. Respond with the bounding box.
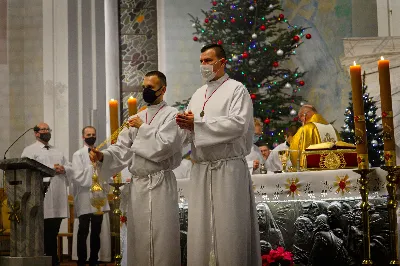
[293,216,314,265]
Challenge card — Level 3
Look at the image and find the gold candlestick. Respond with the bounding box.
[353,168,375,265]
[109,182,124,266]
[381,166,400,264]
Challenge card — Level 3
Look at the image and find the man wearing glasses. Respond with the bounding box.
[21,122,70,266]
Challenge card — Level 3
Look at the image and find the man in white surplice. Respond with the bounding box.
[69,126,111,266]
[176,44,261,266]
[21,122,70,266]
[89,71,187,266]
[266,125,299,172]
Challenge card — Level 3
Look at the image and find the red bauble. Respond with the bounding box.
[306,33,312,39]
[193,36,198,41]
[264,118,271,124]
[242,52,249,59]
[204,18,209,23]
[260,25,266,31]
[299,80,305,86]
[231,18,236,23]
[217,40,223,45]
[293,35,300,42]
[272,61,279,68]
[250,94,256,100]
[212,1,218,6]
[279,14,285,19]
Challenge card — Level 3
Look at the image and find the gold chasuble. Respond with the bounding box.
[290,114,341,168]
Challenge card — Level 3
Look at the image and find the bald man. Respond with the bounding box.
[290,105,340,168]
[21,122,71,266]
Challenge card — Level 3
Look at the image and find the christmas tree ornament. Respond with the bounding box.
[285,83,292,89]
[272,62,279,68]
[204,18,209,23]
[371,140,378,147]
[306,33,312,39]
[260,25,266,31]
[217,40,223,45]
[264,118,271,124]
[268,4,274,9]
[249,59,255,66]
[279,14,285,19]
[232,55,239,61]
[345,128,350,133]
[299,80,305,86]
[290,109,297,116]
[230,4,236,10]
[251,33,257,39]
[276,49,284,56]
[300,101,305,106]
[212,1,218,6]
[249,5,255,11]
[230,18,236,23]
[250,94,256,100]
[193,36,198,41]
[242,52,249,59]
[293,35,300,42]
[368,111,373,116]
[192,23,196,27]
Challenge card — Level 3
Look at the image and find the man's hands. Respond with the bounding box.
[128,116,144,129]
[253,160,260,171]
[176,111,194,131]
[89,148,104,163]
[54,164,66,174]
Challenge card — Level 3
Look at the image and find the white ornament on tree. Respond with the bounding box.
[345,128,350,133]
[192,23,196,27]
[268,4,274,9]
[300,101,305,106]
[284,83,292,89]
[232,55,239,61]
[249,5,255,11]
[371,140,378,147]
[249,59,255,66]
[367,111,373,116]
[290,109,297,116]
[277,49,284,56]
[251,33,257,39]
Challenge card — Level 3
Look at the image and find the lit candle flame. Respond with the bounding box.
[353,61,356,66]
[129,96,134,99]
[381,56,384,60]
[111,98,115,101]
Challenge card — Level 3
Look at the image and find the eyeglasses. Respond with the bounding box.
[38,128,52,133]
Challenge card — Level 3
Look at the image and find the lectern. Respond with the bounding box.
[0,158,55,266]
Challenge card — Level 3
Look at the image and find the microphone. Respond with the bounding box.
[3,127,34,160]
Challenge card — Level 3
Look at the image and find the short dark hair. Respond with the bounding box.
[286,125,299,137]
[145,71,167,87]
[82,126,96,136]
[201,44,226,59]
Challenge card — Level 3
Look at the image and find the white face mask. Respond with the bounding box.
[200,59,223,81]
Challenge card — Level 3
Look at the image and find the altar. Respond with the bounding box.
[176,168,391,266]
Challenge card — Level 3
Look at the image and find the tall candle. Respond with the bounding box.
[350,61,368,169]
[128,96,137,116]
[109,99,119,140]
[378,57,396,166]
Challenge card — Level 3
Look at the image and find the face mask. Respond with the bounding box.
[253,135,261,144]
[143,86,163,104]
[200,59,224,81]
[39,133,51,143]
[84,137,96,146]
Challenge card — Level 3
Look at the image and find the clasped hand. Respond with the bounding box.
[128,116,143,128]
[176,111,194,131]
[54,164,66,174]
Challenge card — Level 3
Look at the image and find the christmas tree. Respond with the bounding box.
[177,0,310,147]
[340,71,384,167]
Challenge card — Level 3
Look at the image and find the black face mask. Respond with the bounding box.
[143,86,163,104]
[39,133,51,143]
[84,137,96,146]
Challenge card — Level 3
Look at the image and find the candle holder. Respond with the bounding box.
[278,150,290,172]
[381,165,400,264]
[109,182,125,266]
[353,168,375,265]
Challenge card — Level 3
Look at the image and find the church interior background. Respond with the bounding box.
[0,0,400,265]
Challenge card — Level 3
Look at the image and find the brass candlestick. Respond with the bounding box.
[90,165,106,215]
[381,165,400,264]
[109,182,125,266]
[353,168,375,265]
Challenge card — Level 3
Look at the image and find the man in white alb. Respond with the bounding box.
[21,123,70,266]
[176,44,261,266]
[69,126,111,266]
[89,71,187,266]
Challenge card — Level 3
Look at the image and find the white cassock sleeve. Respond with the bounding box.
[99,128,135,180]
[132,116,188,163]
[67,152,93,188]
[193,86,253,147]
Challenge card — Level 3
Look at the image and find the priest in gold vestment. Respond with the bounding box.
[290,105,341,168]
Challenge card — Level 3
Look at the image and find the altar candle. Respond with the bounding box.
[109,99,119,137]
[128,96,137,116]
[378,56,396,165]
[350,61,368,169]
